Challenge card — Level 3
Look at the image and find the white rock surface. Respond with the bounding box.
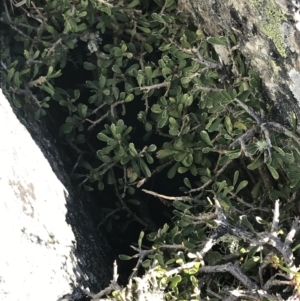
[0,89,111,300]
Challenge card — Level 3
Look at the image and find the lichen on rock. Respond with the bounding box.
[249,0,287,57]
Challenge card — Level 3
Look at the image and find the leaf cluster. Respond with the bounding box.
[2,0,300,300]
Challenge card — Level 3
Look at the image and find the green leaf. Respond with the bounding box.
[144,43,153,53]
[233,171,239,186]
[183,177,192,188]
[61,124,73,134]
[159,43,172,51]
[147,144,157,152]
[112,65,122,73]
[137,26,151,33]
[224,116,233,134]
[13,71,20,88]
[47,66,54,77]
[84,185,94,191]
[178,166,189,173]
[182,154,193,167]
[156,149,176,159]
[98,181,104,190]
[138,231,144,249]
[240,215,255,233]
[200,131,213,146]
[273,146,285,156]
[174,152,187,162]
[44,23,55,34]
[115,145,125,157]
[77,23,87,31]
[24,49,30,60]
[236,180,248,194]
[269,189,287,201]
[96,75,106,90]
[98,155,112,163]
[207,36,227,46]
[266,164,279,180]
[139,158,151,177]
[83,61,96,70]
[155,253,164,266]
[165,0,174,7]
[128,186,135,195]
[145,66,152,81]
[185,94,193,106]
[221,90,232,101]
[145,153,154,164]
[158,116,168,128]
[127,0,139,8]
[127,199,141,206]
[220,198,232,210]
[237,90,251,101]
[41,84,54,95]
[248,246,260,258]
[151,104,162,113]
[206,117,222,132]
[129,143,139,157]
[247,156,263,170]
[12,94,22,108]
[97,132,110,142]
[228,32,237,44]
[250,78,260,88]
[151,13,166,23]
[234,121,247,131]
[206,251,222,265]
[173,201,192,212]
[78,103,88,119]
[125,94,134,102]
[255,216,269,224]
[242,257,260,273]
[103,89,110,95]
[218,155,230,166]
[128,172,138,183]
[119,254,133,260]
[74,89,80,100]
[225,150,241,159]
[168,162,180,179]
[169,275,182,289]
[137,73,144,86]
[142,259,151,268]
[174,51,192,59]
[7,68,15,82]
[181,77,191,84]
[251,180,262,199]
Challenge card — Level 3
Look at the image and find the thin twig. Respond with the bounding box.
[142,188,193,203]
[139,81,170,92]
[186,160,232,194]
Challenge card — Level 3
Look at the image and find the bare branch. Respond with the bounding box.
[192,46,222,69]
[142,188,194,203]
[271,199,280,234]
[186,160,232,193]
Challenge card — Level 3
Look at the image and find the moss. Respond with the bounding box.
[249,0,287,57]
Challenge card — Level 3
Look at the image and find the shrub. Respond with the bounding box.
[1,0,300,300]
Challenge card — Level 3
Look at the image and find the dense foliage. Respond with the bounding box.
[1,0,300,300]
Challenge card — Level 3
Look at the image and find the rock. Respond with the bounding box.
[0,89,112,301]
[178,0,300,133]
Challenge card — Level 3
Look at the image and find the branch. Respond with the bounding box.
[186,159,232,193]
[85,261,121,300]
[139,81,170,93]
[192,46,222,69]
[142,188,194,203]
[198,262,259,290]
[267,122,300,146]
